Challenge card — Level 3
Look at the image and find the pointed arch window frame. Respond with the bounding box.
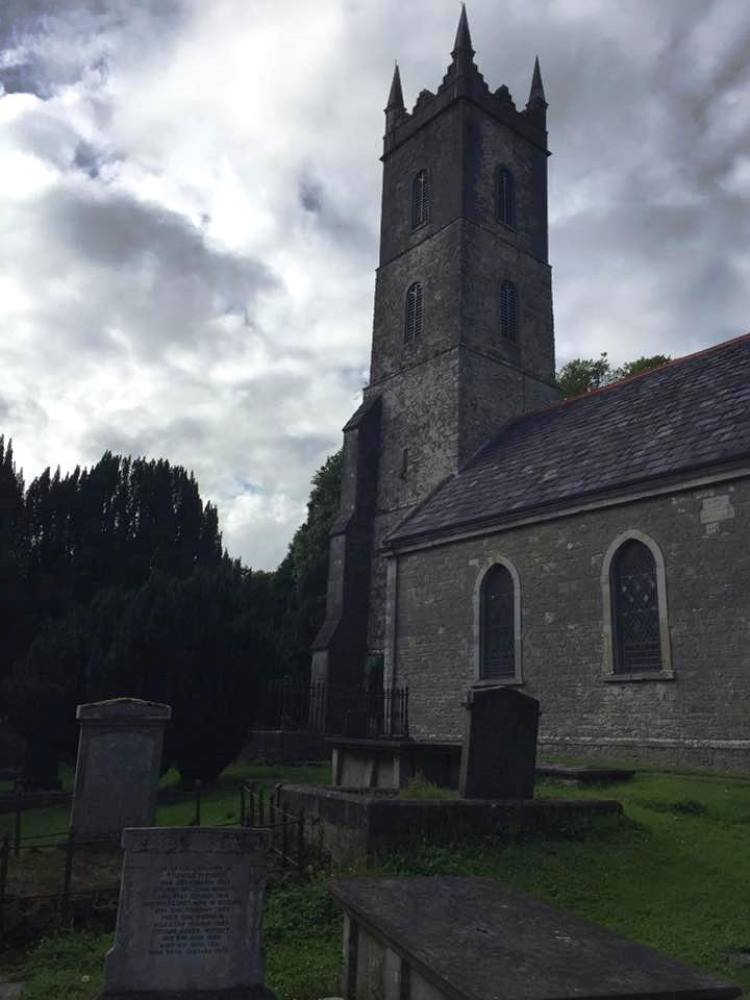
[496,165,516,229]
[473,556,523,686]
[404,281,423,343]
[411,169,431,230]
[601,529,674,682]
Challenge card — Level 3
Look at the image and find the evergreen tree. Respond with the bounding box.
[274,450,343,676]
[4,451,227,785]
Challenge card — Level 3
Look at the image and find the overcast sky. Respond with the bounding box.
[1,0,748,569]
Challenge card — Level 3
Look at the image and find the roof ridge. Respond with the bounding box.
[552,330,750,410]
[461,332,750,475]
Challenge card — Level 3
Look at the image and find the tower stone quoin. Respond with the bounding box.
[312,7,559,715]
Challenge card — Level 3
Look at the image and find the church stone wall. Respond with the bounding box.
[371,224,462,383]
[464,104,549,264]
[460,222,556,384]
[392,477,750,773]
[379,103,463,266]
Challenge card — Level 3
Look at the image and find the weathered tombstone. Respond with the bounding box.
[458,686,539,799]
[99,827,274,999]
[330,877,742,1000]
[70,698,171,840]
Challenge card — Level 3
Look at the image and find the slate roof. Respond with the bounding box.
[388,333,750,547]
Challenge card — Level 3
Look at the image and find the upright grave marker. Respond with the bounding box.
[70,698,171,840]
[458,686,539,799]
[100,827,274,999]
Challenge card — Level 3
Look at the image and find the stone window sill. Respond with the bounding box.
[472,676,524,689]
[603,671,675,683]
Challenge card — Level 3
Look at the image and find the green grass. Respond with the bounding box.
[7,881,344,1000]
[5,932,109,1000]
[397,774,458,799]
[4,767,749,1000]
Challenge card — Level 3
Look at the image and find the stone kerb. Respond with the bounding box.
[100,826,274,1000]
[70,698,171,841]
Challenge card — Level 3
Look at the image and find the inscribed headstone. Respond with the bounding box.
[100,827,274,999]
[458,686,539,799]
[70,698,171,840]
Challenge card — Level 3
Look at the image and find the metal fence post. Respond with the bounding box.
[259,785,265,827]
[0,834,9,936]
[194,780,202,827]
[296,810,305,870]
[281,806,289,866]
[240,784,246,827]
[249,783,256,827]
[61,828,75,924]
[13,781,23,857]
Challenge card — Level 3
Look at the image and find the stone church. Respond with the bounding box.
[312,8,750,772]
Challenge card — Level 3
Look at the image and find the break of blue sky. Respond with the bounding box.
[1,0,748,568]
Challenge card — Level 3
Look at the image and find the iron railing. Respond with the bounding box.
[255,676,311,730]
[308,681,409,738]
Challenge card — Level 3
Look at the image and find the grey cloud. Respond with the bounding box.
[0,0,185,97]
[2,0,748,569]
[83,414,208,466]
[35,187,278,355]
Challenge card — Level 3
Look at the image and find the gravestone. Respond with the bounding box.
[100,827,274,999]
[70,698,171,840]
[330,877,741,1000]
[458,686,539,799]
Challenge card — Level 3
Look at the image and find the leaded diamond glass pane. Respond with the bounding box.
[481,564,515,678]
[612,540,662,673]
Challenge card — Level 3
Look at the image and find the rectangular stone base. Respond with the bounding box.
[97,987,276,999]
[280,784,623,865]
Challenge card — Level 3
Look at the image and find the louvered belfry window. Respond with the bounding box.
[500,281,518,341]
[411,170,430,229]
[404,282,423,342]
[480,564,515,679]
[612,540,662,673]
[496,166,515,227]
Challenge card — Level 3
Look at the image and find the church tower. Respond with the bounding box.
[311,7,558,723]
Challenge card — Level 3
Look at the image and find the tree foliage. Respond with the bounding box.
[0,449,262,785]
[274,450,343,676]
[556,354,671,398]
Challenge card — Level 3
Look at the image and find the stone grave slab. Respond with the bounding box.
[459,686,539,799]
[330,876,741,1000]
[99,827,274,999]
[71,698,171,841]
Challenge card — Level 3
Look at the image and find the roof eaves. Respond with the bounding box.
[387,453,750,551]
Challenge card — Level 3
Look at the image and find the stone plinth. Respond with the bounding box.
[330,877,741,1000]
[459,686,539,799]
[71,698,171,840]
[329,738,461,790]
[100,827,274,999]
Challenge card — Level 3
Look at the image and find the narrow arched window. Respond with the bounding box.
[496,166,515,227]
[480,564,515,679]
[404,282,423,342]
[411,170,430,229]
[500,281,517,341]
[611,540,662,673]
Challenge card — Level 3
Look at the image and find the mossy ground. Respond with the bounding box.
[2,766,748,1000]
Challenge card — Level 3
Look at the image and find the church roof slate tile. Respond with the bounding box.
[387,333,750,547]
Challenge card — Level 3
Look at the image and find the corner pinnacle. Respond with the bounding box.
[386,61,405,111]
[527,55,547,107]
